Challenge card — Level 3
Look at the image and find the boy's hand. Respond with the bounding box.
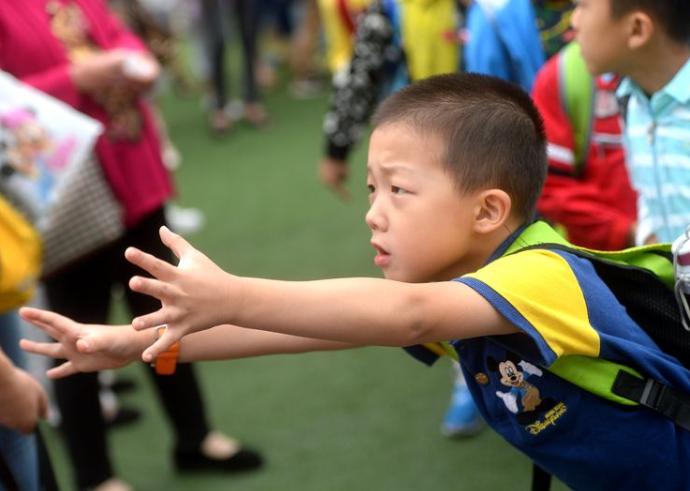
[125,226,234,362]
[0,366,48,433]
[19,307,141,378]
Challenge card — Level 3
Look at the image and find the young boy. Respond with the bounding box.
[571,0,690,244]
[20,73,690,489]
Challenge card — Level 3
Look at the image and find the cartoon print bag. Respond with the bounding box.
[0,194,41,312]
[0,70,124,278]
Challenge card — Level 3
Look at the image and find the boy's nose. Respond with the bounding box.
[365,201,387,232]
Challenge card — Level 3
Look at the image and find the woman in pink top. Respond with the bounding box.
[0,2,262,490]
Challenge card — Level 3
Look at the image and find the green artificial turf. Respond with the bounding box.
[41,80,567,491]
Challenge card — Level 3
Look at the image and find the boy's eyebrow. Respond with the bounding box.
[375,163,417,175]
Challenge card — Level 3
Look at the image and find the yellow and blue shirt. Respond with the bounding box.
[407,236,690,489]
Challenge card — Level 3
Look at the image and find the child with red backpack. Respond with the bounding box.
[533,41,638,250]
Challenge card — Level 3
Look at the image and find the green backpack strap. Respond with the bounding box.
[504,221,570,255]
[558,42,595,176]
[549,356,641,406]
[506,221,675,288]
[576,244,675,289]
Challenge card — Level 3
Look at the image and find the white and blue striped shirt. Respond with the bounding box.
[618,57,690,244]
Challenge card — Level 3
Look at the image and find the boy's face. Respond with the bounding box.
[366,124,478,283]
[572,0,631,75]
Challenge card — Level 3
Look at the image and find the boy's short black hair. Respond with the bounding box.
[372,73,546,222]
[610,0,690,43]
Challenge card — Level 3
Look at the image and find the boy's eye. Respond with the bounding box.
[367,184,375,193]
[391,186,407,195]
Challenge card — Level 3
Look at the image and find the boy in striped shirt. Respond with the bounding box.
[572,0,690,244]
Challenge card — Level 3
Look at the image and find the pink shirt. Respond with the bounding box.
[0,0,173,227]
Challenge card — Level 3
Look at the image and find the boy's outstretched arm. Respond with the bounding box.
[18,307,356,378]
[126,228,518,362]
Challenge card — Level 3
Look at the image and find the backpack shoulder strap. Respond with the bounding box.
[506,221,674,287]
[557,42,595,176]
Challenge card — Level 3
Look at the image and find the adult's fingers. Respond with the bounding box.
[30,379,49,420]
[321,173,351,201]
[331,183,351,202]
[38,389,49,419]
[16,419,37,435]
[125,247,177,281]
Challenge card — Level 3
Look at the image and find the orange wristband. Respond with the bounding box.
[153,326,180,375]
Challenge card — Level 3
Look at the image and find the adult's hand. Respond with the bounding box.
[70,49,159,95]
[121,52,161,92]
[0,365,47,433]
[319,156,351,201]
[70,49,128,94]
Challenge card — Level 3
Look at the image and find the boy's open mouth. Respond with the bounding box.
[371,242,391,267]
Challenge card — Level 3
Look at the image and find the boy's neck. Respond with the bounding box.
[471,219,525,271]
[439,218,525,280]
[627,39,690,96]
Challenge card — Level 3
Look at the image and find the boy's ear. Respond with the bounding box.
[473,189,511,234]
[626,11,655,50]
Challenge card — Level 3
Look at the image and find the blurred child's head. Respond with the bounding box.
[572,0,690,76]
[365,73,546,282]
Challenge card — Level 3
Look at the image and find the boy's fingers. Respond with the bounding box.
[19,339,65,359]
[47,362,76,379]
[19,306,56,322]
[21,311,70,340]
[125,247,177,281]
[131,309,168,331]
[22,318,61,341]
[141,333,180,363]
[159,226,192,260]
[19,308,74,341]
[129,276,177,302]
[19,307,70,337]
[75,333,107,353]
